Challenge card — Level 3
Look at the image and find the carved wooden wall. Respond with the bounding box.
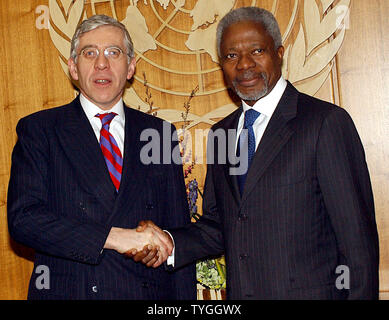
[0,0,388,299]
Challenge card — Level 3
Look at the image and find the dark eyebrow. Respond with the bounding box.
[79,44,98,52]
[249,42,265,48]
[224,46,238,52]
[223,41,266,51]
[79,44,124,51]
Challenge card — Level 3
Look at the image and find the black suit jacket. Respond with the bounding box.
[7,97,196,300]
[170,82,379,299]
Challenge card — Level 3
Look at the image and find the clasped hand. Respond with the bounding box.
[124,220,172,268]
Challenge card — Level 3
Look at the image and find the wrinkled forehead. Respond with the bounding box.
[78,25,126,47]
[220,21,274,50]
[222,20,269,40]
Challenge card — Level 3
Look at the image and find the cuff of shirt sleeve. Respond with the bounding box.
[163,230,175,267]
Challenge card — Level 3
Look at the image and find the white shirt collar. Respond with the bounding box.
[241,76,287,117]
[79,94,125,122]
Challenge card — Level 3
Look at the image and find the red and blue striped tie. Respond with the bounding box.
[96,113,123,191]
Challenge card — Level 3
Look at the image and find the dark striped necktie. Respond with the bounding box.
[95,112,123,192]
[237,108,260,195]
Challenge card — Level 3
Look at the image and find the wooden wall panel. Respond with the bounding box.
[336,0,389,298]
[0,0,387,299]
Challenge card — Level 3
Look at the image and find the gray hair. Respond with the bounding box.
[70,14,134,62]
[216,7,282,58]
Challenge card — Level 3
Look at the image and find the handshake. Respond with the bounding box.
[104,220,173,268]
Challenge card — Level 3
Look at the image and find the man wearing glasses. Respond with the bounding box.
[7,15,195,300]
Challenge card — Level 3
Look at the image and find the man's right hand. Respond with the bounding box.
[124,244,160,267]
[104,224,172,267]
[131,220,173,268]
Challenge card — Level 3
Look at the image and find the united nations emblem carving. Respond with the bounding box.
[48,0,350,128]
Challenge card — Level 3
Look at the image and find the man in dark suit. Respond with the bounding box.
[134,7,379,299]
[7,15,195,299]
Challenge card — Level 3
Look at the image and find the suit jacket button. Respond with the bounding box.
[238,214,248,221]
[239,254,248,260]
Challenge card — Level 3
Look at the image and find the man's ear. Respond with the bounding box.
[68,58,79,81]
[277,45,285,64]
[127,58,136,80]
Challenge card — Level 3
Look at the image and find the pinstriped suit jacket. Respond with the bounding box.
[170,82,379,299]
[7,97,196,300]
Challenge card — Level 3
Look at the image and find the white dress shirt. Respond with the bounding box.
[236,76,287,152]
[79,94,125,157]
[80,95,126,256]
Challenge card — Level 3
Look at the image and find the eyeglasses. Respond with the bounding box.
[79,46,126,60]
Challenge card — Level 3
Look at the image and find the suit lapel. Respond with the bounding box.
[221,108,243,206]
[241,82,299,203]
[55,97,116,212]
[109,106,149,222]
